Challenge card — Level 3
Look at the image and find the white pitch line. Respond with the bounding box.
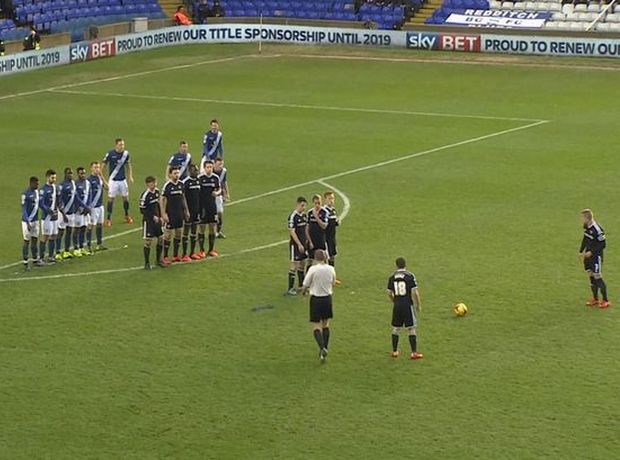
[0,54,265,102]
[48,88,545,123]
[321,119,548,181]
[0,119,546,282]
[317,179,351,222]
[290,53,620,73]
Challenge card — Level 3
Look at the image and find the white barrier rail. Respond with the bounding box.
[1,24,620,77]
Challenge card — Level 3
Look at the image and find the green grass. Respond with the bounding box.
[0,44,619,459]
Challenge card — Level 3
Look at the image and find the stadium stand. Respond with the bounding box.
[425,0,620,31]
[0,0,166,42]
[192,0,412,30]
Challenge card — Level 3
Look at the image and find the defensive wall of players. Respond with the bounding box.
[1,22,620,76]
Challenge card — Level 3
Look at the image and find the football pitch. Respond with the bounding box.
[0,44,619,458]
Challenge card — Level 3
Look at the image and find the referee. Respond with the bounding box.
[302,249,336,363]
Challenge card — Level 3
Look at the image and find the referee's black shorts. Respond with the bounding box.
[309,295,333,323]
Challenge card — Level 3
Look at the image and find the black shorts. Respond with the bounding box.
[309,295,333,323]
[200,205,217,224]
[290,242,307,262]
[584,253,603,274]
[165,214,184,230]
[185,210,201,225]
[392,303,416,328]
[143,220,163,239]
[326,236,337,258]
[308,238,327,259]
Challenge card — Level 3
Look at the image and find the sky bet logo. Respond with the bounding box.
[70,39,116,63]
[407,32,480,52]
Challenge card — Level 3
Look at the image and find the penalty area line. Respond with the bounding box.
[0,54,270,102]
[48,88,546,123]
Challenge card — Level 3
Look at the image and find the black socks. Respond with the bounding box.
[297,270,305,287]
[322,328,330,349]
[597,278,608,302]
[208,233,215,252]
[408,334,417,353]
[590,276,598,299]
[313,329,324,350]
[288,271,295,290]
[392,334,399,352]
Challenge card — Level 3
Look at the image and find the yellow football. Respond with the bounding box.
[454,303,468,317]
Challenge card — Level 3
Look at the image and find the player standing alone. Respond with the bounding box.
[103,138,134,227]
[202,119,224,170]
[301,249,336,363]
[387,257,423,360]
[579,209,610,308]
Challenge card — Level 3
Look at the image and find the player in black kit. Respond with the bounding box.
[323,190,342,285]
[198,160,221,258]
[287,196,308,296]
[182,164,201,261]
[305,194,328,266]
[139,176,164,269]
[161,166,189,264]
[579,208,610,309]
[387,257,423,360]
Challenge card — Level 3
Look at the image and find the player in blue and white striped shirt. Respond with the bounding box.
[167,140,192,181]
[102,138,134,227]
[21,176,42,270]
[201,119,224,172]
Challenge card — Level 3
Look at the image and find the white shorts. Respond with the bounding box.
[74,214,88,227]
[22,221,40,240]
[108,179,129,198]
[90,205,104,225]
[58,213,76,230]
[216,196,224,214]
[42,215,59,236]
